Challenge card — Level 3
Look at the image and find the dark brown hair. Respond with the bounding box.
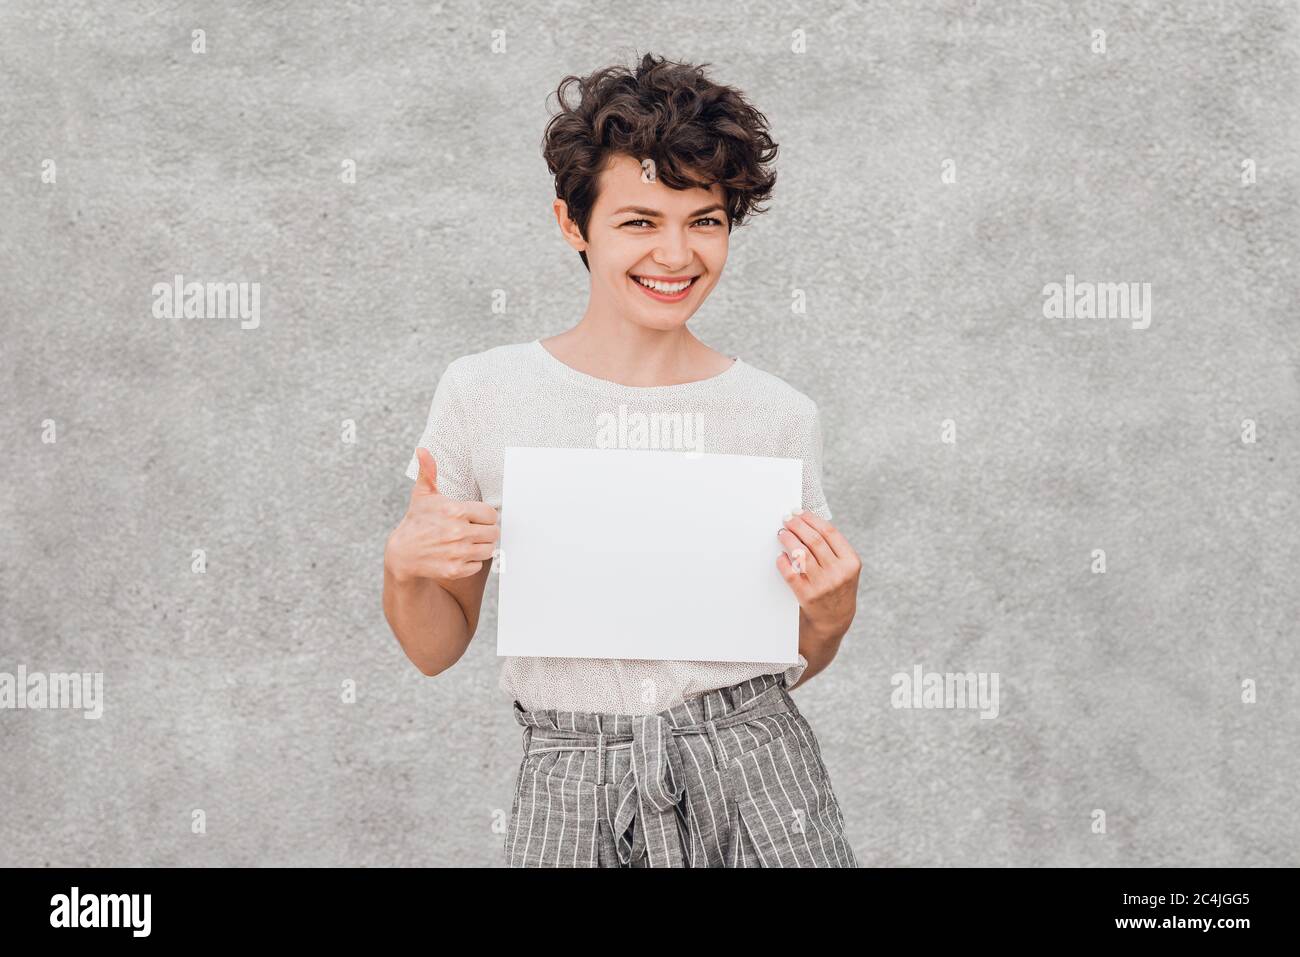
[541,52,779,271]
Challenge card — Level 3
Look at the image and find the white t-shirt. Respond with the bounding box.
[403,339,833,715]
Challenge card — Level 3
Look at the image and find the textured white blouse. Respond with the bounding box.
[404,339,832,715]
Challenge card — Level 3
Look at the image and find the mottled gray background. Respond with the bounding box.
[2,0,1297,867]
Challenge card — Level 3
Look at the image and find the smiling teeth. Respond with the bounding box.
[635,276,693,293]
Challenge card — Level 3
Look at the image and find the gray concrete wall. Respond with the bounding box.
[1,0,1296,866]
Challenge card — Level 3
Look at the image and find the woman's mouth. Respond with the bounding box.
[630,274,699,303]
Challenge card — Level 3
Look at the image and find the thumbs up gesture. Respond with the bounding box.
[411,446,441,497]
[386,447,500,584]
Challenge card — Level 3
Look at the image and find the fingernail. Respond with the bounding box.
[783,512,793,522]
[794,507,804,516]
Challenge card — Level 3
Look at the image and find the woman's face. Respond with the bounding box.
[557,152,730,331]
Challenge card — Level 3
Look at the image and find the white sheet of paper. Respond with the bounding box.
[496,446,804,663]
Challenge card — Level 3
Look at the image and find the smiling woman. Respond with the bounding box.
[386,51,862,869]
[564,148,730,329]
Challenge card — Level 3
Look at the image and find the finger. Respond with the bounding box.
[774,530,816,566]
[776,552,812,598]
[413,447,439,495]
[781,511,836,569]
[777,527,819,575]
[442,498,499,527]
[407,496,500,536]
[461,516,501,545]
[789,508,850,561]
[431,559,484,582]
[451,541,498,563]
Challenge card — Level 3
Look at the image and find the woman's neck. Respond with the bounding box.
[540,320,732,387]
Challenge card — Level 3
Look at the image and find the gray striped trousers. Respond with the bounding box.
[505,671,858,867]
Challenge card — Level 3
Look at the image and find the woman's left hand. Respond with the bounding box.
[776,509,861,641]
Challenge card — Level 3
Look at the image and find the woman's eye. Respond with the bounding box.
[620,218,723,228]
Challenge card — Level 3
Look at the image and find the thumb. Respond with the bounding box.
[413,447,439,495]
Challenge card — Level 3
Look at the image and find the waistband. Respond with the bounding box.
[511,669,797,740]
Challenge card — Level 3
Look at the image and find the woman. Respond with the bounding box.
[383,52,862,867]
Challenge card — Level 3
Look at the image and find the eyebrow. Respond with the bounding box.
[609,204,727,219]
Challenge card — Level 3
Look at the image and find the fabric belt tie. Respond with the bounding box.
[524,681,796,867]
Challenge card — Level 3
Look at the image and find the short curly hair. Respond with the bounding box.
[541,52,779,271]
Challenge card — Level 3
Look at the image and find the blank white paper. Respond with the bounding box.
[496,446,804,663]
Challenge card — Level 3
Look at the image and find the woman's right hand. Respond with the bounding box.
[384,447,500,585]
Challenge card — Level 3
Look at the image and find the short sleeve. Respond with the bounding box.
[798,402,832,521]
[403,361,480,502]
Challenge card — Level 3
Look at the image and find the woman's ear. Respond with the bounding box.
[553,199,587,254]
